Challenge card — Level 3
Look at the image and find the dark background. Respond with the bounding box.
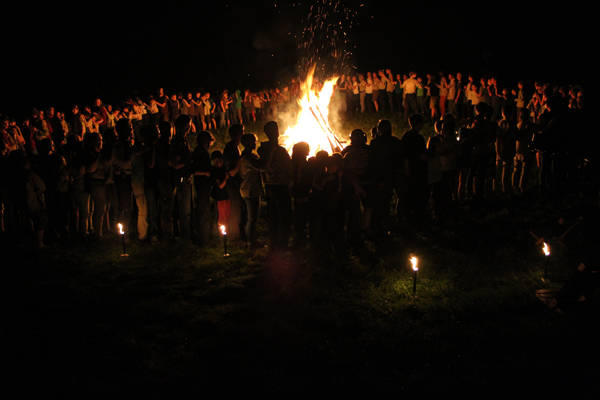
[1,0,595,117]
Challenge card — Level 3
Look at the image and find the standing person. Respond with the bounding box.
[468,103,496,201]
[257,121,293,251]
[402,71,422,123]
[351,76,360,114]
[156,88,170,122]
[210,151,231,231]
[439,76,448,117]
[489,77,501,122]
[401,114,429,222]
[169,115,193,240]
[146,96,160,126]
[513,109,536,194]
[223,124,245,242]
[252,92,262,122]
[91,99,108,134]
[372,72,381,112]
[394,74,404,113]
[143,124,161,244]
[83,131,112,239]
[156,121,174,240]
[494,107,517,193]
[428,75,441,120]
[113,119,136,242]
[193,92,204,131]
[416,77,426,116]
[239,133,263,248]
[359,74,367,113]
[370,120,406,234]
[365,72,374,113]
[202,93,212,131]
[178,93,188,117]
[131,126,153,242]
[455,73,465,119]
[184,93,195,127]
[206,92,217,130]
[20,155,48,249]
[448,73,457,117]
[169,94,180,124]
[516,81,526,122]
[190,130,214,246]
[342,129,374,242]
[218,90,228,129]
[291,142,312,245]
[377,70,388,112]
[71,105,87,140]
[386,69,395,112]
[478,78,490,105]
[336,76,347,114]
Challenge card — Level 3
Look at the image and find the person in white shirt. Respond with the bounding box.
[401,71,422,122]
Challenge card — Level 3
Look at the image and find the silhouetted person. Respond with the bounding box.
[257,121,293,251]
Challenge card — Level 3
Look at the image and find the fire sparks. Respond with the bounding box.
[410,256,418,271]
[281,67,343,156]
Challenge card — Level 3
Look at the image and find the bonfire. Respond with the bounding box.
[281,68,345,157]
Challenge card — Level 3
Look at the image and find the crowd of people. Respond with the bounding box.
[0,70,594,251]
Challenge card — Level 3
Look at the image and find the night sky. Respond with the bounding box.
[2,0,595,116]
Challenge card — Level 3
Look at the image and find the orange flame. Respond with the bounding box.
[543,243,550,256]
[281,67,343,157]
[220,225,227,236]
[118,223,124,235]
[410,256,418,271]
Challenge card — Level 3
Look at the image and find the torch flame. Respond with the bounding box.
[281,67,344,157]
[220,225,227,236]
[410,256,418,271]
[118,223,124,235]
[543,243,550,256]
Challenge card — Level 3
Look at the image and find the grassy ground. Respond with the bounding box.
[3,113,600,398]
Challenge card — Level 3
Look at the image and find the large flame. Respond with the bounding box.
[410,256,418,271]
[543,243,550,256]
[281,69,343,157]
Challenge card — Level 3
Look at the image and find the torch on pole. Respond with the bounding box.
[410,256,418,296]
[543,242,550,281]
[220,224,229,257]
[118,223,128,257]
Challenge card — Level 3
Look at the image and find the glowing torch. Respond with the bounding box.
[410,256,418,296]
[543,242,550,280]
[220,224,229,257]
[118,223,128,257]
